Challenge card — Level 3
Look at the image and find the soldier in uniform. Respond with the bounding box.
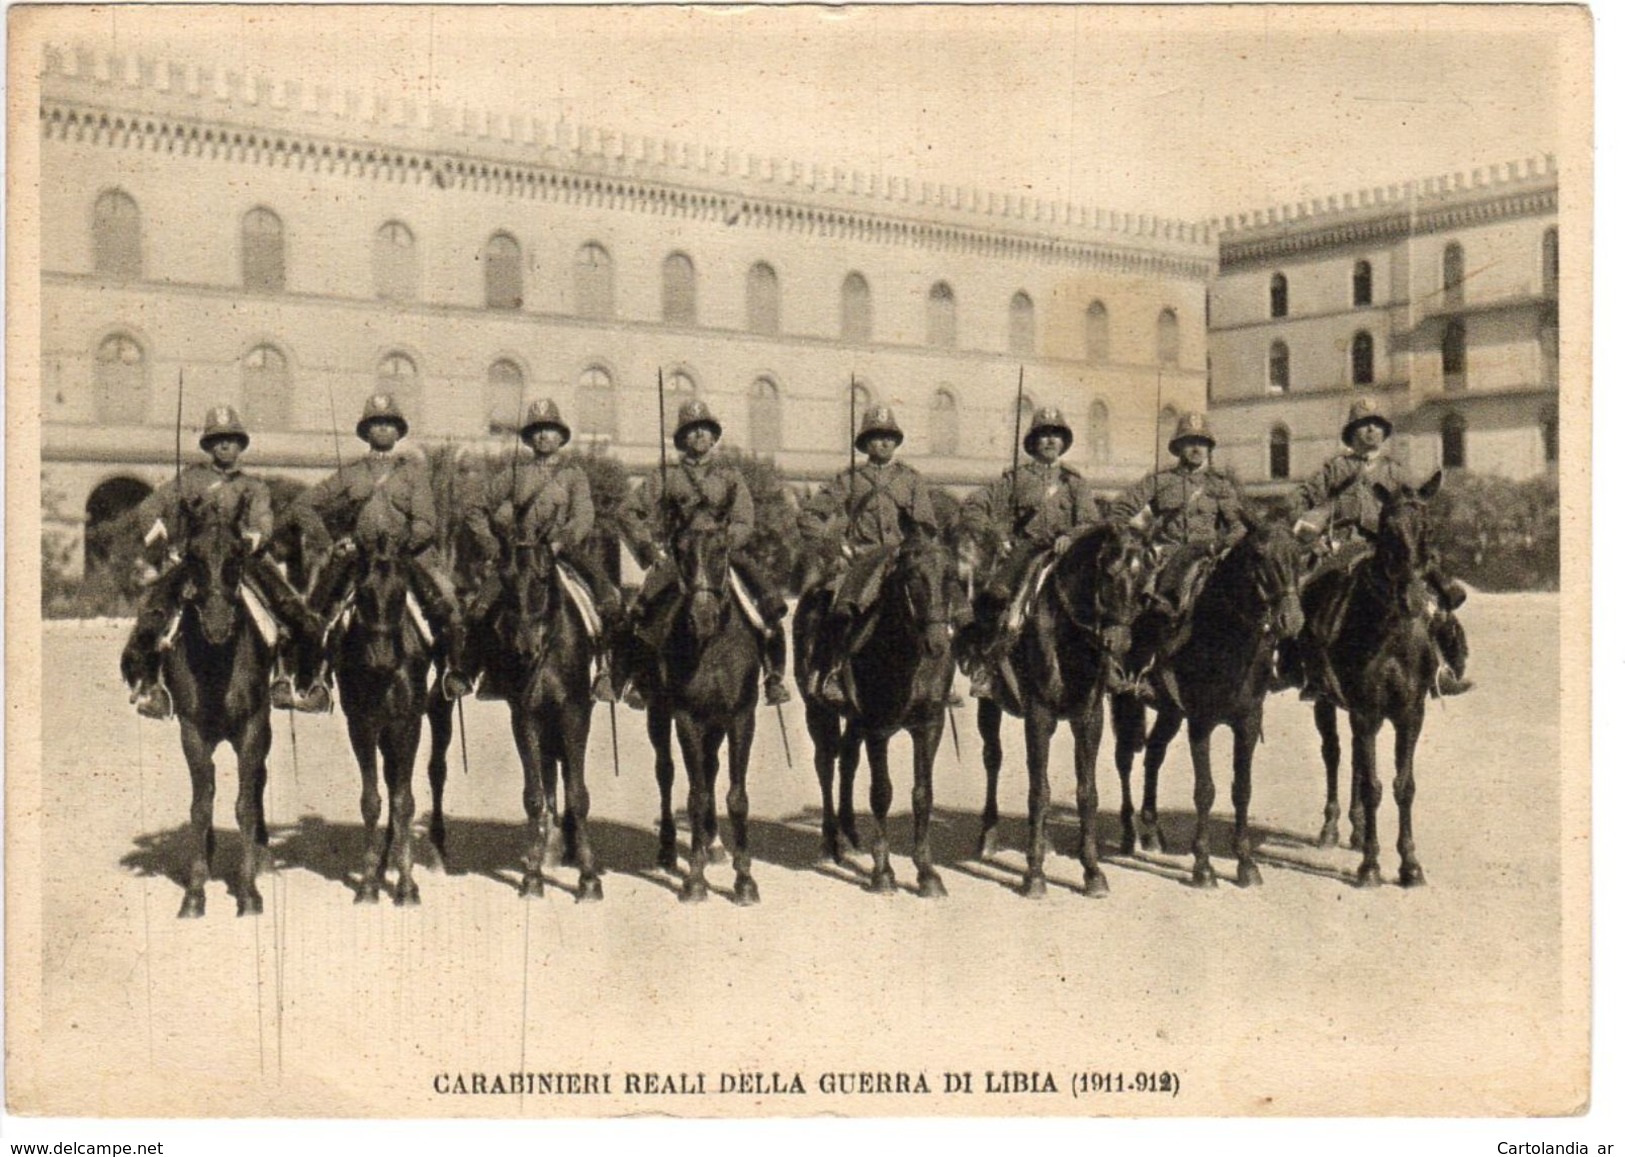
[957,406,1102,698]
[1108,411,1247,705]
[293,394,473,699]
[1286,398,1472,702]
[798,404,941,706]
[460,399,621,702]
[618,398,792,707]
[119,406,325,718]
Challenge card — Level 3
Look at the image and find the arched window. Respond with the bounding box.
[1009,292,1035,357]
[485,359,525,434]
[1541,405,1558,466]
[242,207,285,292]
[1086,399,1110,465]
[746,263,780,336]
[927,281,956,349]
[840,272,872,342]
[1156,308,1180,367]
[930,388,959,457]
[372,221,417,301]
[85,477,153,575]
[663,253,698,325]
[1441,411,1467,470]
[576,365,618,440]
[1540,321,1559,390]
[1542,227,1559,297]
[1269,424,1292,480]
[241,344,290,431]
[1443,242,1465,306]
[1442,320,1467,389]
[1351,330,1375,386]
[1352,259,1373,307]
[94,332,148,424]
[1268,341,1291,392]
[574,243,614,319]
[1085,301,1110,363]
[1269,273,1288,318]
[376,352,419,425]
[748,376,782,452]
[484,232,522,310]
[93,190,141,279]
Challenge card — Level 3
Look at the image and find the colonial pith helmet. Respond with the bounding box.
[520,398,572,446]
[672,398,723,449]
[1168,410,1216,454]
[356,393,410,439]
[199,404,249,450]
[855,404,905,450]
[1024,406,1074,456]
[1341,397,1393,445]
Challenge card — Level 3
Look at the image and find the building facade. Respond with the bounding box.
[39,46,1215,575]
[1206,159,1559,488]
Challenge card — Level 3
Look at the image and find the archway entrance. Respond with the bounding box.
[84,476,152,572]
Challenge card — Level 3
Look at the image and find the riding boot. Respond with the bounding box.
[761,626,792,705]
[270,638,298,710]
[441,622,473,700]
[1431,611,1473,697]
[1426,566,1468,613]
[818,612,852,707]
[1298,640,1347,709]
[125,647,172,719]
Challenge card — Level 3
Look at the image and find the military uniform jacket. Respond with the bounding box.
[1291,450,1412,539]
[466,455,594,563]
[296,450,437,555]
[138,462,273,543]
[798,460,938,551]
[620,454,754,563]
[960,461,1099,545]
[1109,466,1244,548]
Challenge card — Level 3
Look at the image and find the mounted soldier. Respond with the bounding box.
[460,399,622,703]
[119,405,325,719]
[294,393,473,701]
[1285,398,1472,702]
[958,406,1103,699]
[618,397,792,707]
[798,404,941,706]
[1107,411,1247,706]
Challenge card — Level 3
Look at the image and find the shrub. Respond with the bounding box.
[1429,470,1559,591]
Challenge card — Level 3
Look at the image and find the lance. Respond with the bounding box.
[609,699,621,777]
[947,700,962,765]
[847,373,858,525]
[173,369,186,551]
[775,700,793,770]
[1010,365,1024,529]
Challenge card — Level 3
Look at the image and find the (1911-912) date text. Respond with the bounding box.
[1071,1071,1181,1098]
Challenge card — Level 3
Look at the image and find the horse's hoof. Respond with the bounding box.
[1316,823,1340,849]
[657,848,681,874]
[869,867,898,895]
[519,874,546,899]
[540,841,565,870]
[1191,864,1219,889]
[178,893,206,919]
[420,845,447,874]
[1082,870,1110,899]
[680,878,710,904]
[707,841,729,866]
[733,876,761,907]
[1400,864,1427,888]
[237,891,264,917]
[1236,861,1264,889]
[818,841,841,867]
[394,881,421,907]
[356,885,381,905]
[1142,828,1166,855]
[1018,873,1047,899]
[577,876,605,904]
[917,871,948,900]
[1356,865,1384,889]
[977,830,1000,862]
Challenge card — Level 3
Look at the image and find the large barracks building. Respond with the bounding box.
[38,45,1559,576]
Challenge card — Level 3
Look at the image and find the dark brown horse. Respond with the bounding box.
[160,520,276,917]
[792,523,962,896]
[479,539,602,901]
[331,541,446,905]
[1110,518,1304,887]
[966,523,1148,898]
[1301,474,1443,886]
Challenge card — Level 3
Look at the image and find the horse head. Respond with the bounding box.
[674,526,732,643]
[1222,515,1305,642]
[1372,470,1442,615]
[894,519,958,658]
[179,518,247,646]
[1054,523,1152,660]
[352,540,412,672]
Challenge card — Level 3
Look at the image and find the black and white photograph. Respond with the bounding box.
[5,1,1598,1138]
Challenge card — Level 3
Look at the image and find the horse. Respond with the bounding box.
[792,523,962,896]
[478,538,602,901]
[626,525,765,904]
[1110,517,1304,887]
[159,519,277,918]
[963,523,1149,898]
[330,539,448,905]
[1300,474,1444,886]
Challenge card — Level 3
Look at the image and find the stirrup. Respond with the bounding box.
[622,683,648,712]
[592,669,616,703]
[442,671,473,700]
[270,677,298,711]
[294,683,332,714]
[132,682,172,720]
[969,666,995,700]
[1434,670,1474,698]
[818,669,849,707]
[762,676,792,706]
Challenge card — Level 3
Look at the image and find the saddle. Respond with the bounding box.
[634,566,763,650]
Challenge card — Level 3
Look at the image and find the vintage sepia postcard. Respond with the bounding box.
[4,3,1597,1133]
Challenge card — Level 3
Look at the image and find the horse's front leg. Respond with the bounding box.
[384,715,423,906]
[911,717,948,899]
[177,721,217,918]
[1110,693,1143,856]
[1071,697,1109,898]
[232,707,273,916]
[1394,706,1426,887]
[511,707,549,898]
[561,701,602,903]
[837,720,863,856]
[725,708,758,905]
[649,700,679,872]
[424,679,454,870]
[1188,721,1219,888]
[1352,711,1385,887]
[865,730,896,894]
[345,712,385,904]
[1019,707,1057,898]
[1313,699,1343,848]
[1232,706,1264,888]
[807,703,843,864]
[675,713,712,903]
[1141,706,1184,854]
[977,697,1004,861]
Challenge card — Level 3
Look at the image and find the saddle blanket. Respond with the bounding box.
[556,562,603,639]
[156,583,281,651]
[1002,554,1059,635]
[728,568,768,634]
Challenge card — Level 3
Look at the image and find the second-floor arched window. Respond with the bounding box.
[372,221,417,301]
[1441,411,1467,469]
[242,344,290,431]
[747,262,780,336]
[485,359,525,434]
[574,242,614,319]
[484,233,522,309]
[1443,319,1467,389]
[1269,424,1291,480]
[927,281,956,349]
[1269,272,1289,318]
[1353,259,1373,307]
[1156,308,1180,367]
[242,207,285,293]
[841,271,872,342]
[1352,330,1375,386]
[376,352,420,424]
[1443,242,1465,306]
[1268,341,1291,392]
[1542,227,1559,297]
[663,253,698,325]
[577,365,618,440]
[93,190,142,279]
[748,376,782,451]
[1086,300,1110,363]
[930,387,959,457]
[1086,399,1110,464]
[94,332,148,424]
[1009,292,1035,357]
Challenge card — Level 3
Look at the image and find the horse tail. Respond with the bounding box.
[1110,691,1147,754]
